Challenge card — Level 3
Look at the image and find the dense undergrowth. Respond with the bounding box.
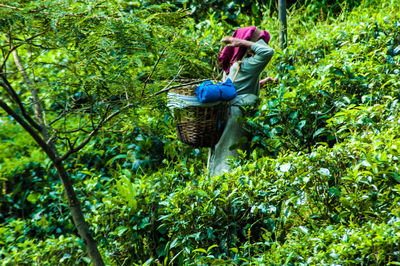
[1,0,400,264]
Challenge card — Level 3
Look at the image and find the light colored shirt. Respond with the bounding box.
[224,39,274,97]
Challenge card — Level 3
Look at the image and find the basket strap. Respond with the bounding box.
[176,124,183,142]
[231,48,249,82]
[217,104,222,130]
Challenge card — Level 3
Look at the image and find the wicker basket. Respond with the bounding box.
[170,84,229,148]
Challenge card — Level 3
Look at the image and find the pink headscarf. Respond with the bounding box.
[219,26,270,74]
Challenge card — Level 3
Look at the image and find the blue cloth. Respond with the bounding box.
[195,78,237,103]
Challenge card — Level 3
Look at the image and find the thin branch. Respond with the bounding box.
[172,78,203,83]
[49,110,67,126]
[152,78,208,96]
[0,77,42,132]
[160,66,183,92]
[1,34,48,132]
[147,65,182,97]
[82,87,96,129]
[56,125,90,134]
[141,48,167,97]
[56,135,72,148]
[103,129,129,133]
[46,134,57,145]
[71,136,79,150]
[60,103,133,161]
[12,48,46,128]
[0,4,23,11]
[1,32,45,72]
[24,32,46,43]
[0,98,56,162]
[0,43,22,72]
[106,117,125,130]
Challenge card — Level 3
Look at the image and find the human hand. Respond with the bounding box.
[259,77,278,88]
[221,36,242,47]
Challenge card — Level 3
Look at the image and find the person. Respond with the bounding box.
[208,26,276,176]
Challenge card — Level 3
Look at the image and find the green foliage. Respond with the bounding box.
[2,0,400,264]
[244,0,400,157]
[0,219,86,265]
[1,0,215,163]
[145,0,367,27]
[250,218,400,264]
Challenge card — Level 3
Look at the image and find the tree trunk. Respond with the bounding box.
[278,0,288,49]
[0,98,105,266]
[53,159,105,266]
[5,46,106,265]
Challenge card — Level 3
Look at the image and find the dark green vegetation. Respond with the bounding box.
[1,0,400,264]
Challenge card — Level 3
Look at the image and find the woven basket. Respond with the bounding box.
[171,84,229,148]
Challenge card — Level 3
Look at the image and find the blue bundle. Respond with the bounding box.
[195,78,237,103]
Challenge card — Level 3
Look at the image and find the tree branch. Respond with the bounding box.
[0,3,117,21]
[107,117,125,130]
[0,99,105,266]
[1,32,46,72]
[12,48,46,129]
[0,4,23,11]
[0,77,42,132]
[56,125,90,134]
[60,103,133,161]
[49,110,67,126]
[0,99,56,161]
[141,47,167,97]
[152,78,208,96]
[0,43,22,72]
[24,32,47,43]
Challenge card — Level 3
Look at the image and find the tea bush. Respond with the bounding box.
[1,0,400,264]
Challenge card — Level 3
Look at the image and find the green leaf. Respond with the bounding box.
[116,226,128,236]
[298,120,306,129]
[27,193,40,204]
[299,226,309,235]
[207,244,218,253]
[170,238,180,249]
[60,254,71,263]
[230,247,238,253]
[393,172,400,183]
[331,67,344,76]
[192,248,207,254]
[318,168,330,176]
[106,154,129,166]
[313,128,326,139]
[169,249,184,265]
[270,117,279,125]
[251,3,259,14]
[143,257,155,266]
[289,111,298,120]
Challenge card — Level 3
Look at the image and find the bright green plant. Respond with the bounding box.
[2,0,400,264]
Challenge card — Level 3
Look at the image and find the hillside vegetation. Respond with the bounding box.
[1,0,400,264]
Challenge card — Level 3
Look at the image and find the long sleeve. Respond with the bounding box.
[242,39,274,75]
[227,39,274,96]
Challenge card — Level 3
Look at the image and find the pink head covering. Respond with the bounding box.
[219,26,270,74]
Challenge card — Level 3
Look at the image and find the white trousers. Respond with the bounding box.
[208,94,257,176]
